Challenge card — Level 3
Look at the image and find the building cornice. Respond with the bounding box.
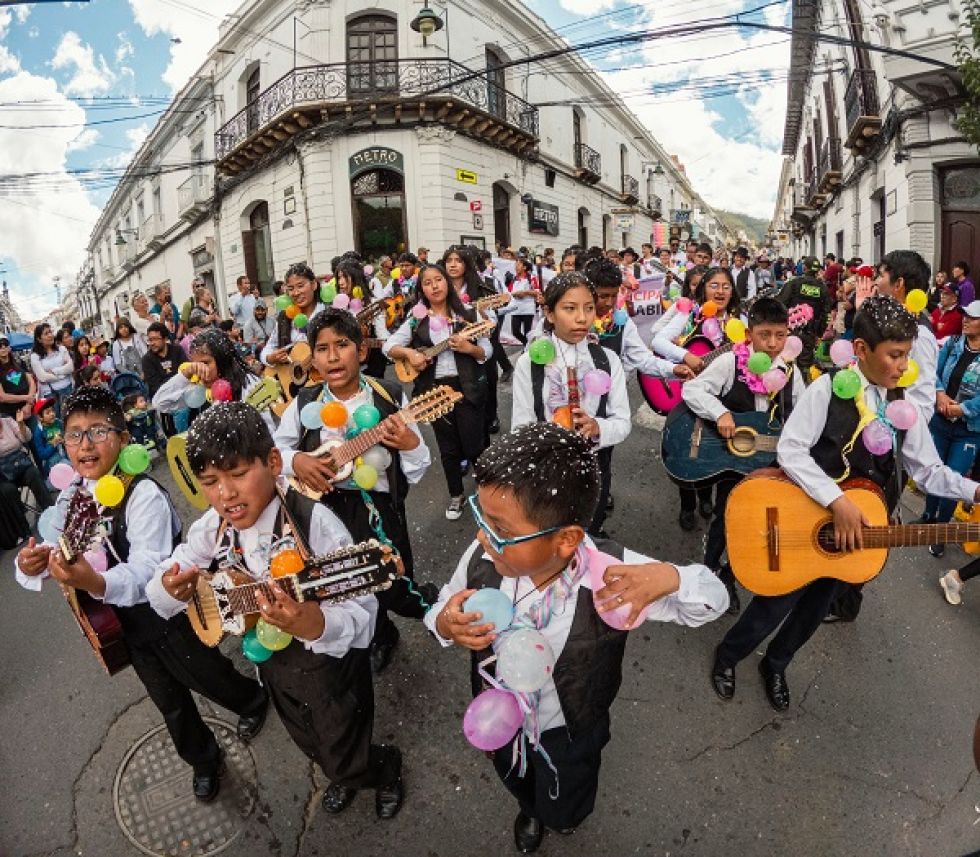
[781,0,819,156]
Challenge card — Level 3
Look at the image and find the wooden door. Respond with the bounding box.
[942,210,980,275]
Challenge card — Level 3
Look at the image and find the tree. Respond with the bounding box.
[954,0,980,151]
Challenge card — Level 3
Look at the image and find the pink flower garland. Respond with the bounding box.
[734,342,769,395]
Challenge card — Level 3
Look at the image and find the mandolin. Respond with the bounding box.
[288,385,463,500]
[726,469,980,596]
[394,319,495,383]
[187,540,399,646]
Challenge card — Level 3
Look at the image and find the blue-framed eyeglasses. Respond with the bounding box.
[467,494,562,553]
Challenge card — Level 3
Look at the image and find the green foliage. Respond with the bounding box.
[954,0,980,151]
[713,209,770,245]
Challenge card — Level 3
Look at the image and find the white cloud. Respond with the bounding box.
[51,32,116,97]
[67,127,100,152]
[0,44,20,75]
[99,123,151,168]
[115,31,134,64]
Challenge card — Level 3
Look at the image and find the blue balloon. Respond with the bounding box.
[613,308,629,326]
[242,628,273,663]
[464,588,515,633]
[37,506,62,544]
[300,401,324,430]
[183,384,207,409]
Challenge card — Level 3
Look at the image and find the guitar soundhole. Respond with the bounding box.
[816,522,841,554]
[729,430,756,455]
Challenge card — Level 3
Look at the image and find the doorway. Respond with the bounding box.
[351,168,407,260]
[493,182,511,250]
[941,166,980,276]
[242,202,275,296]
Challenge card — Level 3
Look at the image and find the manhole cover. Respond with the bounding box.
[113,717,257,857]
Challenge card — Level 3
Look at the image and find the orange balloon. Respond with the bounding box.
[285,304,299,319]
[701,300,719,318]
[320,400,348,429]
[551,405,574,430]
[270,549,305,579]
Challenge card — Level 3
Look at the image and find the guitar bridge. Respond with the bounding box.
[766,507,779,572]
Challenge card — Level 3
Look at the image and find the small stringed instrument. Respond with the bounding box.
[394,319,496,383]
[263,340,314,395]
[660,407,781,485]
[356,299,387,328]
[59,488,130,675]
[473,293,511,314]
[166,432,209,510]
[726,469,980,596]
[187,540,399,646]
[288,385,463,500]
[551,367,581,431]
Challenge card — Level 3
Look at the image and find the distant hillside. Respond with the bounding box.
[714,209,769,245]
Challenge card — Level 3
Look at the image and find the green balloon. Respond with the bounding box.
[293,313,308,329]
[274,294,292,312]
[118,443,150,476]
[242,628,273,663]
[528,338,556,366]
[320,282,337,303]
[353,403,381,430]
[832,368,862,399]
[746,351,772,375]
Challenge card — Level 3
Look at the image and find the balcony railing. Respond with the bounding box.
[215,58,540,170]
[844,68,881,150]
[573,142,601,183]
[621,174,640,204]
[178,174,211,220]
[818,137,842,192]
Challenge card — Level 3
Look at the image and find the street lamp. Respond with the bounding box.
[410,3,444,43]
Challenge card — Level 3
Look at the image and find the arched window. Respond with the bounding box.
[347,14,398,96]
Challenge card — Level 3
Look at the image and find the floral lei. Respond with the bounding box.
[734,341,770,395]
[592,313,621,337]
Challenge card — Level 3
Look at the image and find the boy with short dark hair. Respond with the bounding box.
[17,387,268,802]
[425,423,727,853]
[148,401,404,819]
[31,397,68,475]
[711,296,980,710]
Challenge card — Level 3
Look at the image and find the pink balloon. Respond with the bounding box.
[862,420,893,455]
[49,461,77,491]
[461,292,471,304]
[429,314,447,332]
[210,378,233,402]
[84,548,108,574]
[349,298,364,312]
[363,265,374,276]
[762,368,787,393]
[332,293,351,309]
[582,368,612,396]
[462,688,524,751]
[589,547,650,630]
[675,297,692,314]
[781,335,803,361]
[702,317,721,341]
[884,399,917,431]
[829,339,854,367]
[410,303,428,320]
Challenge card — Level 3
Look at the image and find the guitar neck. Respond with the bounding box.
[226,576,301,616]
[703,341,735,367]
[312,406,414,468]
[422,324,485,360]
[862,522,980,548]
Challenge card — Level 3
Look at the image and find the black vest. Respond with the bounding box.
[530,341,611,422]
[410,311,488,405]
[598,325,625,357]
[810,378,905,512]
[294,380,409,508]
[210,486,318,567]
[720,363,795,422]
[735,267,750,300]
[465,540,628,739]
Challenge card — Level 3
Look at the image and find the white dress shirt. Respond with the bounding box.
[274,385,431,490]
[152,371,276,434]
[30,347,73,395]
[382,316,491,379]
[616,317,676,379]
[423,538,728,733]
[776,367,980,509]
[146,490,376,657]
[370,277,394,300]
[731,265,758,300]
[510,334,632,450]
[259,301,328,366]
[681,351,804,421]
[15,478,181,607]
[909,321,938,422]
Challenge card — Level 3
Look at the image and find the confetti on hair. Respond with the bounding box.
[190,328,253,398]
[854,294,918,341]
[62,385,125,429]
[186,401,273,472]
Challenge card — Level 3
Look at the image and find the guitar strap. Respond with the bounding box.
[363,375,397,408]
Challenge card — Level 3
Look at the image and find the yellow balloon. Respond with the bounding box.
[255,618,292,651]
[724,318,746,342]
[905,290,927,314]
[391,267,401,279]
[94,474,125,508]
[897,358,919,388]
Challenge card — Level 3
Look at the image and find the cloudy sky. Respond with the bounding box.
[0,0,789,322]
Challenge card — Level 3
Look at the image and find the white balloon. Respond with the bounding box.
[496,629,556,693]
[361,446,392,472]
[37,506,62,544]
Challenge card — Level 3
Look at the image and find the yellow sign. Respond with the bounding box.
[455,169,478,184]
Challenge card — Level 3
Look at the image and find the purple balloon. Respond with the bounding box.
[49,461,77,491]
[332,293,351,310]
[762,368,787,393]
[862,419,893,455]
[411,302,429,320]
[429,314,448,332]
[462,688,524,751]
[829,339,854,367]
[885,399,917,431]
[582,368,612,396]
[349,298,364,312]
[702,317,721,341]
[781,335,803,361]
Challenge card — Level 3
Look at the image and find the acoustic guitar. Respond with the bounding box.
[188,540,399,646]
[263,341,315,399]
[59,487,130,675]
[288,385,463,500]
[394,319,496,383]
[725,469,980,597]
[660,407,781,486]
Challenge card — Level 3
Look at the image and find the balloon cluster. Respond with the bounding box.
[862,400,918,455]
[242,618,293,663]
[297,397,388,489]
[275,294,309,329]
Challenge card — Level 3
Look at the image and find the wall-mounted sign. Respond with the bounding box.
[670,209,692,225]
[528,199,559,236]
[472,214,484,230]
[349,147,404,178]
[614,214,634,231]
[456,168,478,184]
[469,200,483,213]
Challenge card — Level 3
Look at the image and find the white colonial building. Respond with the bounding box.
[770,0,979,276]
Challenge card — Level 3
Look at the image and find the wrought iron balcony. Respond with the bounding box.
[573,142,601,184]
[818,137,842,193]
[621,174,640,204]
[844,68,881,151]
[178,174,211,221]
[804,171,827,209]
[215,58,540,173]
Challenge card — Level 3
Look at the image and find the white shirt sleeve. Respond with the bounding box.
[902,411,980,501]
[396,392,431,484]
[146,509,223,620]
[273,397,304,476]
[681,352,736,422]
[510,353,537,430]
[152,370,191,414]
[595,350,632,449]
[421,539,480,646]
[619,319,676,378]
[381,319,414,356]
[908,325,938,421]
[259,322,284,366]
[617,547,729,626]
[651,308,690,363]
[472,335,492,364]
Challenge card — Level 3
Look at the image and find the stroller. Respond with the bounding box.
[110,373,166,452]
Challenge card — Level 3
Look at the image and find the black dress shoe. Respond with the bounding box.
[928,543,945,558]
[605,493,614,511]
[698,498,714,519]
[514,812,544,853]
[759,660,790,711]
[375,747,403,819]
[711,653,735,701]
[193,750,225,803]
[489,418,501,434]
[679,509,697,531]
[237,692,270,742]
[322,782,357,814]
[370,624,400,674]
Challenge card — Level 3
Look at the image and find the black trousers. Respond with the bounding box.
[679,483,713,513]
[490,323,513,374]
[511,315,534,346]
[960,556,980,582]
[715,578,843,674]
[484,348,500,443]
[492,715,611,830]
[125,610,266,774]
[363,347,388,379]
[430,379,487,497]
[703,477,740,571]
[16,463,53,510]
[259,643,397,788]
[588,447,614,535]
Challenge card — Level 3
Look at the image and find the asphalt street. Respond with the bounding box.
[1,378,978,857]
